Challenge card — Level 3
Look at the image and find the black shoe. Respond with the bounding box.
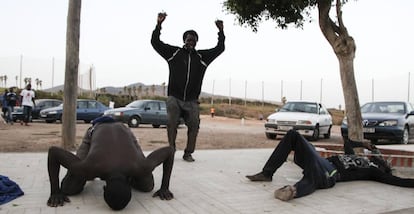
[246,172,272,182]
[183,154,195,162]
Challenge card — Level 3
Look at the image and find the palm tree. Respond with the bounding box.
[35,78,40,90]
[23,77,29,86]
[3,75,7,87]
[138,85,143,99]
[62,0,82,150]
[145,87,149,97]
[0,76,3,87]
[132,85,137,99]
[127,87,132,100]
[151,84,156,96]
[123,86,127,96]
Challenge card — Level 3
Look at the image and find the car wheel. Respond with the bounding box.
[152,124,160,128]
[128,116,140,128]
[266,133,277,140]
[311,125,319,141]
[323,126,331,139]
[400,127,409,144]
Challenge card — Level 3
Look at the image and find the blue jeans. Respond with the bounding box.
[166,96,200,155]
[262,130,336,198]
[22,105,32,123]
[6,106,14,122]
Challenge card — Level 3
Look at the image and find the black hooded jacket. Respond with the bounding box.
[151,25,225,101]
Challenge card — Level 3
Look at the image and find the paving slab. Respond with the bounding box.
[1,149,414,214]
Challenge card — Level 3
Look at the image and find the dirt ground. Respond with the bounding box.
[0,115,343,152]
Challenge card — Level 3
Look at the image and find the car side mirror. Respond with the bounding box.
[406,110,414,118]
[144,107,150,111]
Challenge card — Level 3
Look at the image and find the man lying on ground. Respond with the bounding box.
[246,129,414,201]
[46,117,174,210]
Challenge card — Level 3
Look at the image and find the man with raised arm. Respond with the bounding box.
[151,12,225,162]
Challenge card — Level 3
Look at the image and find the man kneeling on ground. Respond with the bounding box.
[246,130,414,201]
[46,117,175,210]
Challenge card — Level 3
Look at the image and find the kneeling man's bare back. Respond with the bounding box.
[47,120,174,210]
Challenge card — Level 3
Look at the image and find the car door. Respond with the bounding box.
[158,101,168,124]
[140,101,160,124]
[76,100,88,120]
[318,104,332,133]
[405,103,414,136]
[85,100,104,121]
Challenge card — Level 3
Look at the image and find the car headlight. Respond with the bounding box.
[267,118,276,123]
[48,111,57,114]
[297,120,312,125]
[378,120,398,126]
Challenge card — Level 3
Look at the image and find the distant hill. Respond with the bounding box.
[44,82,164,96]
[42,82,282,105]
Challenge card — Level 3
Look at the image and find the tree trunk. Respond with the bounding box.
[317,0,363,142]
[62,0,82,150]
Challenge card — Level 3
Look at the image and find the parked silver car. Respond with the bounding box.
[265,101,332,141]
[104,99,183,128]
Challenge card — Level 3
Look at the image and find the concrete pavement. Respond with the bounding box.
[1,149,414,214]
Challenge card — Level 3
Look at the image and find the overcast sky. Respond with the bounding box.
[0,0,413,108]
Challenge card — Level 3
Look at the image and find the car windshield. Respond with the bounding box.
[126,100,146,108]
[279,102,318,114]
[361,102,406,114]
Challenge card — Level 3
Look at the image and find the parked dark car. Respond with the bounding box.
[12,99,63,122]
[40,99,109,123]
[104,99,183,128]
[32,99,63,119]
[341,101,414,144]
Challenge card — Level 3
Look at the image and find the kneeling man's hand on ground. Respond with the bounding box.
[47,192,70,207]
[153,188,174,200]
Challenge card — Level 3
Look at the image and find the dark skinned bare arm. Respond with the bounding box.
[146,146,175,200]
[47,146,82,207]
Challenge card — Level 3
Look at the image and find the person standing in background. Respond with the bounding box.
[2,89,9,123]
[20,84,35,126]
[6,87,18,125]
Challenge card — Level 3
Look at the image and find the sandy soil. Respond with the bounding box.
[0,115,343,152]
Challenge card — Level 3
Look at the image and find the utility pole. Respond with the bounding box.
[261,81,264,108]
[319,78,323,103]
[19,55,23,88]
[52,57,55,88]
[211,79,215,106]
[281,80,283,103]
[372,78,374,102]
[408,72,411,102]
[228,78,232,106]
[244,80,247,107]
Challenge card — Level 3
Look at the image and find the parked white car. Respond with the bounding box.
[265,101,332,141]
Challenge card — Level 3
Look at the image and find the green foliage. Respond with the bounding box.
[223,0,318,31]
